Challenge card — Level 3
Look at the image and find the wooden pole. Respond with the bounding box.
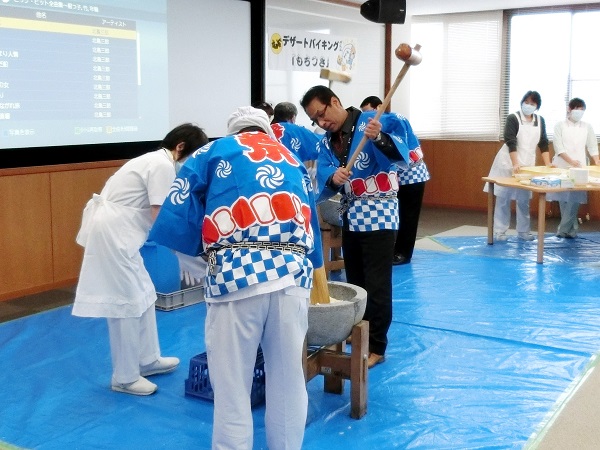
[345,44,422,170]
[310,265,330,304]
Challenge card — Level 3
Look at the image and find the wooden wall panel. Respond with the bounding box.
[421,140,498,210]
[0,173,53,297]
[1,143,599,302]
[50,167,120,282]
[421,139,600,220]
[0,161,124,301]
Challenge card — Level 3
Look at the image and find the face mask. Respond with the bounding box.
[570,109,585,122]
[521,103,537,116]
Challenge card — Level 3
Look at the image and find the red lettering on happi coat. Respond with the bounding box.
[237,132,299,166]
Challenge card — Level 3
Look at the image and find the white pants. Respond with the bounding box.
[557,201,580,236]
[493,195,531,234]
[107,305,161,384]
[205,290,309,450]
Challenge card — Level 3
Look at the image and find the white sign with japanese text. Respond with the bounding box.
[268,28,357,74]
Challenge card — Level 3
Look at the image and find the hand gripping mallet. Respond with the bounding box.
[345,43,422,169]
[309,49,420,307]
[311,45,421,306]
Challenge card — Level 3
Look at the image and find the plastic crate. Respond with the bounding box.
[156,285,204,311]
[184,349,266,407]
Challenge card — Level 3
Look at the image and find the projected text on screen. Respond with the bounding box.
[0,1,168,149]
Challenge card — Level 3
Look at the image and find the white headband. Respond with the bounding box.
[226,106,276,139]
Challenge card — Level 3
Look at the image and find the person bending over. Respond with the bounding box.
[72,123,208,396]
[150,107,319,450]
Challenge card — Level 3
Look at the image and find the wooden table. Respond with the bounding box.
[482,176,600,263]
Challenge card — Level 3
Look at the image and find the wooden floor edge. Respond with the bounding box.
[523,352,600,449]
[0,279,77,302]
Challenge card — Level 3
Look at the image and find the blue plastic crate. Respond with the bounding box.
[184,350,265,407]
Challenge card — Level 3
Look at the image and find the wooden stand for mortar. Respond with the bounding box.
[302,319,369,419]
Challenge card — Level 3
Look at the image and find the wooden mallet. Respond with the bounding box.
[310,261,330,305]
[345,43,422,169]
[320,68,352,89]
[310,45,421,305]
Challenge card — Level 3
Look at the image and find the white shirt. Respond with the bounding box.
[101,149,176,209]
[72,149,178,318]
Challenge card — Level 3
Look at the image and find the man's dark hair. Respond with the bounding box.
[300,85,338,109]
[252,101,274,117]
[360,95,382,109]
[272,102,298,123]
[160,123,208,160]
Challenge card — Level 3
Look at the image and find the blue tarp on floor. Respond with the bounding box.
[1,233,600,449]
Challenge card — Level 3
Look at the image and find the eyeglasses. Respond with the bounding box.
[310,104,328,126]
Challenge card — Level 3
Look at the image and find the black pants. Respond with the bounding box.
[342,227,396,356]
[395,181,426,260]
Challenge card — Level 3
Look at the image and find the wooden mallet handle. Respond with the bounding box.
[345,43,422,169]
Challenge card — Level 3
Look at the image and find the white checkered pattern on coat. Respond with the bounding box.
[398,161,430,185]
[346,197,399,232]
[205,250,313,298]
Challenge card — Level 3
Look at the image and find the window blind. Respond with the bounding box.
[410,11,503,141]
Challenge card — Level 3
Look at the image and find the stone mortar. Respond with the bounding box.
[307,281,368,346]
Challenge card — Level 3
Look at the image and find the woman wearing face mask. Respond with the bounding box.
[485,90,550,241]
[72,123,208,396]
[547,98,600,238]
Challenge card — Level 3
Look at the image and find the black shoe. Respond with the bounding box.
[393,254,410,265]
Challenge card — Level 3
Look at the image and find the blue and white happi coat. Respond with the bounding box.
[388,113,430,185]
[271,122,321,162]
[149,132,318,299]
[316,111,414,232]
[271,121,323,269]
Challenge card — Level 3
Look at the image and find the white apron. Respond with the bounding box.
[72,194,157,319]
[484,113,541,201]
[547,122,588,204]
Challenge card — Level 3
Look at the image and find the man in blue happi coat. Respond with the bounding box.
[149,106,320,450]
[301,85,416,369]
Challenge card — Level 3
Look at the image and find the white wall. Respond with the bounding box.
[169,0,251,137]
[267,0,596,122]
[265,0,384,129]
